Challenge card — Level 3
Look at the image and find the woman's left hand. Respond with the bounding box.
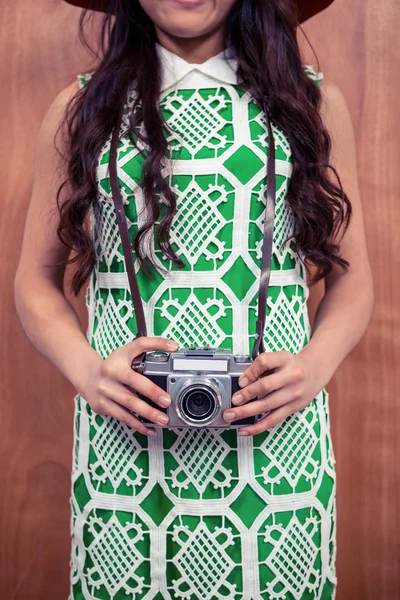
[222,349,325,436]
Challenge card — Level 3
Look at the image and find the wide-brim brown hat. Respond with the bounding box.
[64,0,335,23]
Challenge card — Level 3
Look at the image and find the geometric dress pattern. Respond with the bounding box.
[69,42,337,600]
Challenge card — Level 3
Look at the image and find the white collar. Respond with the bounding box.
[155,42,239,92]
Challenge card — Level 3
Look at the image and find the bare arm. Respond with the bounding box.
[298,80,375,389]
[14,80,101,394]
[14,81,177,435]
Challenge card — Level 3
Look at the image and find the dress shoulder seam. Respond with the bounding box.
[77,70,96,90]
[303,64,324,86]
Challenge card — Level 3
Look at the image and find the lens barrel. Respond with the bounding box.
[176,379,221,424]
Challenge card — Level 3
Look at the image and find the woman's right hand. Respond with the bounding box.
[83,336,179,436]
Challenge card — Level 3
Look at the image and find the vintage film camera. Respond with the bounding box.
[109,105,276,429]
[133,346,255,428]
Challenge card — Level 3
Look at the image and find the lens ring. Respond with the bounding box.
[176,378,221,425]
[182,387,215,419]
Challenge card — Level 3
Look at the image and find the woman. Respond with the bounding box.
[14,0,374,598]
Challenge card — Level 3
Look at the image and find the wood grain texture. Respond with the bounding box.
[0,0,398,598]
[300,0,400,598]
[0,2,98,598]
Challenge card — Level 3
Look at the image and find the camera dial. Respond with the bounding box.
[145,351,169,362]
[234,354,251,363]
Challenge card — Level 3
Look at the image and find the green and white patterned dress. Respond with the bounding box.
[69,42,337,600]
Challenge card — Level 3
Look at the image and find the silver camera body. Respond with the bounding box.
[134,346,256,428]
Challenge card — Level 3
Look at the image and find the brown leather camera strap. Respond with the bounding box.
[109,103,276,362]
[252,106,276,360]
[109,110,148,339]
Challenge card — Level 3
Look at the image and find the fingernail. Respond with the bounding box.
[167,340,179,350]
[238,377,248,387]
[156,414,169,425]
[238,430,249,436]
[224,411,236,421]
[159,395,171,407]
[147,428,157,436]
[232,394,243,405]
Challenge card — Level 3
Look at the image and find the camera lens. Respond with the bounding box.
[179,383,219,423]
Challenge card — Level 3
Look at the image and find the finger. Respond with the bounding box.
[238,350,290,387]
[98,397,157,437]
[99,380,170,427]
[224,385,295,423]
[232,368,291,405]
[127,336,179,356]
[119,365,172,411]
[237,398,304,436]
[102,357,173,409]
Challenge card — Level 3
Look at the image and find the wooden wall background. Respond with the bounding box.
[0,0,398,598]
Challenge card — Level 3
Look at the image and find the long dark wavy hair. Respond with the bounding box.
[55,0,352,296]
